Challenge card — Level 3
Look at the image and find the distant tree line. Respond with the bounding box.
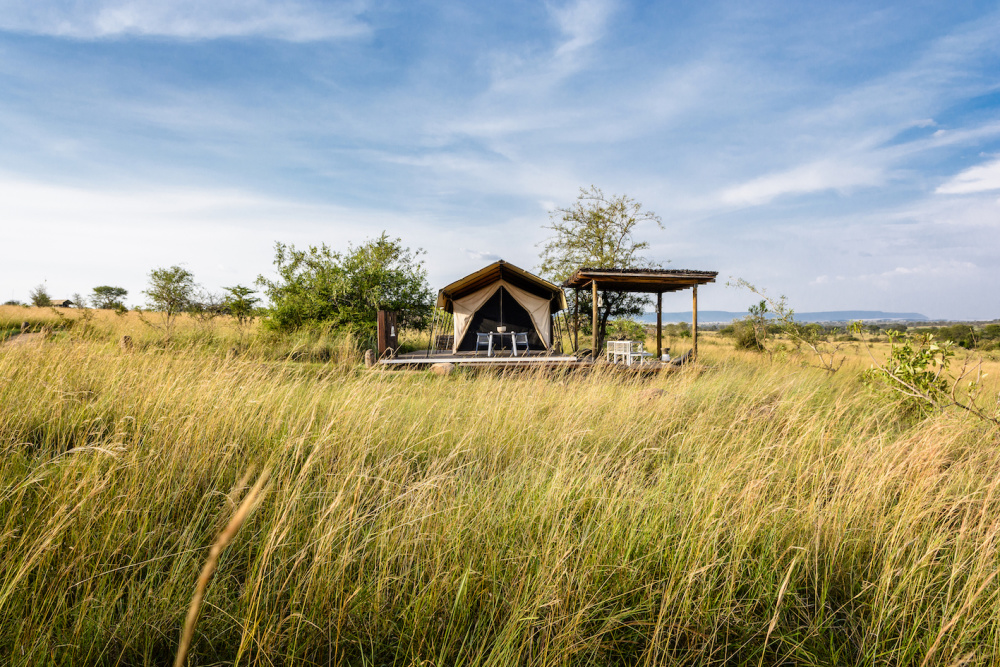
[5,231,433,349]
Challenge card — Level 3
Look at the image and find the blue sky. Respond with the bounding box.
[1,0,998,318]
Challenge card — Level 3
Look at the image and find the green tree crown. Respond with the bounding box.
[256,233,433,342]
[538,186,665,350]
[91,285,128,309]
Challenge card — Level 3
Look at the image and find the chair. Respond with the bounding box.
[475,332,489,353]
[606,340,629,364]
[606,340,645,366]
[512,332,529,356]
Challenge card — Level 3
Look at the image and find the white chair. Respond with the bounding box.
[512,332,529,356]
[606,340,629,364]
[606,340,646,366]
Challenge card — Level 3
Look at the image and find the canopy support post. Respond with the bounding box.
[591,280,599,360]
[656,292,662,359]
[692,285,699,362]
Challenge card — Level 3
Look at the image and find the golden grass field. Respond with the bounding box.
[2,306,1000,666]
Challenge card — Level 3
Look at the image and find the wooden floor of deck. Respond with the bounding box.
[380,349,581,366]
[379,350,679,372]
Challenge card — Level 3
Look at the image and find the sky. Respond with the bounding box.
[1,0,998,319]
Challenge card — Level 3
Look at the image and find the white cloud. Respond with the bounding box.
[719,159,885,206]
[0,0,370,41]
[483,0,616,98]
[936,157,1000,195]
[463,249,501,262]
[855,261,978,287]
[549,0,614,57]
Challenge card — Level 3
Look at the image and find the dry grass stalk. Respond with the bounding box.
[174,468,271,667]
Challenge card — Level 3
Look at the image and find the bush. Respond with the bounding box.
[606,319,646,341]
[732,320,766,351]
[257,234,433,349]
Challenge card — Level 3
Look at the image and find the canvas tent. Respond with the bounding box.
[435,261,568,353]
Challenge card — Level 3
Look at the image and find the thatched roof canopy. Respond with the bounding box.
[561,268,718,293]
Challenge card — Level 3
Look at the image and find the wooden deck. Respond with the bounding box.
[380,349,582,367]
[379,349,680,372]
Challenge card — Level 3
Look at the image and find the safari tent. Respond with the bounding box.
[435,260,568,353]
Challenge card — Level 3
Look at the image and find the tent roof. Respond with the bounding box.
[561,267,718,293]
[436,260,568,313]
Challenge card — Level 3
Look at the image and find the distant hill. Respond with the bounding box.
[638,310,930,324]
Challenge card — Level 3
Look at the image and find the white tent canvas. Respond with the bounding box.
[435,261,568,354]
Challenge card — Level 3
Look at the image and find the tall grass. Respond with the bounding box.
[1,323,999,665]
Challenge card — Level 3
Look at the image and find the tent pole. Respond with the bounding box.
[425,307,437,358]
[656,292,662,359]
[591,280,599,360]
[574,288,579,352]
[692,285,699,362]
[562,310,572,354]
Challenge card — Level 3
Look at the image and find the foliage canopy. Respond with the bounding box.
[29,284,51,307]
[539,186,664,351]
[91,285,128,310]
[256,233,433,342]
[143,265,198,338]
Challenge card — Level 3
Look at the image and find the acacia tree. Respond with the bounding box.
[257,233,432,345]
[91,285,128,309]
[143,265,197,339]
[29,284,52,307]
[538,186,664,352]
[222,285,260,340]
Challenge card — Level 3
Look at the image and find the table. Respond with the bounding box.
[488,331,516,357]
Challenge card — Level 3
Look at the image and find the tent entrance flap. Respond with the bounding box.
[455,288,542,351]
[452,280,552,352]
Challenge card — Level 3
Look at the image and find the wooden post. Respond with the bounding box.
[656,292,662,359]
[591,280,599,359]
[574,288,579,352]
[692,285,699,361]
[377,310,398,357]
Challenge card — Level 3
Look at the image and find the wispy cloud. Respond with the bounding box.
[936,156,1000,194]
[719,158,886,206]
[549,0,614,57]
[484,0,616,96]
[0,0,370,41]
[463,249,501,262]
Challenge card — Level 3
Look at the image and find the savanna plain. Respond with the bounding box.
[3,306,1000,666]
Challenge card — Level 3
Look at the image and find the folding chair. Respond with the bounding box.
[511,332,529,357]
[475,332,490,354]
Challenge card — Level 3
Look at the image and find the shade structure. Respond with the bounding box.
[561,268,718,292]
[561,267,718,361]
[436,261,567,353]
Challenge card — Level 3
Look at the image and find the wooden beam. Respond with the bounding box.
[656,292,662,359]
[591,280,598,359]
[574,288,579,352]
[692,284,699,362]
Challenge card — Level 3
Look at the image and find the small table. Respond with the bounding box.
[488,331,516,357]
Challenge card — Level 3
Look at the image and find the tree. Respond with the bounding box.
[144,265,198,338]
[257,233,433,344]
[539,186,664,352]
[91,285,128,309]
[71,293,86,309]
[29,284,52,307]
[222,285,260,339]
